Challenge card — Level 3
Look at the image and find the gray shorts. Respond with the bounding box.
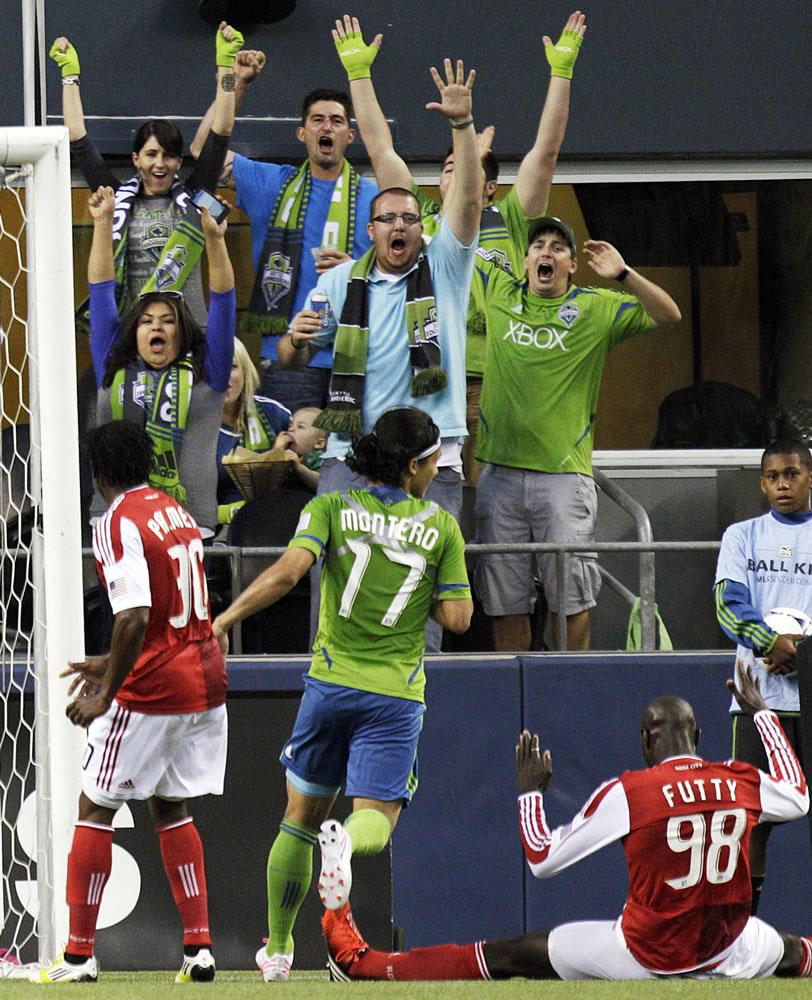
[473,465,600,617]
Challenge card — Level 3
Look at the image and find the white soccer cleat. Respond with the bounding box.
[29,954,98,984]
[255,946,293,983]
[175,947,216,983]
[318,819,353,910]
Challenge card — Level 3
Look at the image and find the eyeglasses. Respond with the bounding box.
[371,213,422,226]
[138,289,183,301]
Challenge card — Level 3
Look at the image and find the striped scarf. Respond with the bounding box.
[110,358,194,503]
[243,159,360,335]
[316,245,445,434]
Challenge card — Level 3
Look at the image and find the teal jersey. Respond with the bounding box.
[289,486,470,702]
[478,270,655,475]
[414,185,542,376]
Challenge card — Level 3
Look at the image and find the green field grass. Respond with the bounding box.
[2,970,810,998]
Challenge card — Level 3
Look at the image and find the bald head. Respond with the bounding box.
[640,695,700,767]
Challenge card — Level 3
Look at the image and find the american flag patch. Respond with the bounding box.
[109,577,128,596]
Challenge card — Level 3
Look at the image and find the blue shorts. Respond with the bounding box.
[280,677,425,804]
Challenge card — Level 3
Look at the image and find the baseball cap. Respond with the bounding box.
[527,216,576,253]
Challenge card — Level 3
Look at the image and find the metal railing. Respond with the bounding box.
[73,458,723,655]
[78,540,722,655]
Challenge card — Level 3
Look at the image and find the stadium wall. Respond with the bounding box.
[226,653,811,957]
[8,0,809,158]
[4,652,809,968]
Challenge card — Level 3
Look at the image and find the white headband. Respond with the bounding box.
[415,434,442,461]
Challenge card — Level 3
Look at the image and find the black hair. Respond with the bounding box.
[101,293,207,389]
[444,145,499,185]
[346,407,439,488]
[761,437,812,472]
[301,88,353,125]
[132,119,184,158]
[369,187,420,221]
[84,420,155,490]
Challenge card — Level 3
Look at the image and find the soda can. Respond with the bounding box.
[311,293,332,329]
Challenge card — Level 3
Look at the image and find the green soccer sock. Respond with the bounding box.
[265,819,319,954]
[344,808,393,856]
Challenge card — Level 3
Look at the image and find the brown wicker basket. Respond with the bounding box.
[222,447,291,500]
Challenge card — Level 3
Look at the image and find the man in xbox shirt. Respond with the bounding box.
[475,217,681,652]
[332,11,587,484]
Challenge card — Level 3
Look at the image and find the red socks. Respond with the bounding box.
[157,817,211,948]
[798,937,812,977]
[352,941,490,981]
[66,822,114,956]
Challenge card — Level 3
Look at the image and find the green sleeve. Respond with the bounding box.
[434,515,472,599]
[496,186,546,276]
[288,494,330,559]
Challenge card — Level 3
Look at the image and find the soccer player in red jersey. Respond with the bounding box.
[323,664,812,982]
[31,421,227,985]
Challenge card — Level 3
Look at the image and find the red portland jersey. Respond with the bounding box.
[618,756,762,970]
[519,711,807,973]
[93,486,227,714]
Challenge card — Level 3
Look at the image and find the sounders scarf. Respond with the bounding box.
[243,159,360,335]
[216,404,277,525]
[316,245,445,434]
[242,404,277,450]
[76,177,205,334]
[110,358,194,503]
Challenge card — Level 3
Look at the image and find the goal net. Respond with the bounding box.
[0,127,85,970]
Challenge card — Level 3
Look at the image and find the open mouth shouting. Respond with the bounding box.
[137,305,180,368]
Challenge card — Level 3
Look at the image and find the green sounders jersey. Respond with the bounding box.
[289,486,470,703]
[478,269,655,475]
[414,185,541,376]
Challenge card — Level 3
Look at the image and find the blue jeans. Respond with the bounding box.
[260,360,331,413]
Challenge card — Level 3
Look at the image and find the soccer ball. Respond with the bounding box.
[756,607,812,666]
[763,607,812,638]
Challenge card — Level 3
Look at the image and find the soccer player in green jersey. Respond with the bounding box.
[332,11,586,483]
[212,407,472,982]
[475,217,681,653]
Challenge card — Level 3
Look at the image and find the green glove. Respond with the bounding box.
[49,39,80,77]
[335,28,379,81]
[545,27,583,80]
[216,25,244,68]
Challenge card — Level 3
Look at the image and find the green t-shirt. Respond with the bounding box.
[477,270,655,475]
[414,185,540,376]
[289,486,470,702]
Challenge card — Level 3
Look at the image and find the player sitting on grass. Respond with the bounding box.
[323,663,812,982]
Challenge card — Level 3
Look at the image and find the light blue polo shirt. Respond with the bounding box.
[306,217,476,459]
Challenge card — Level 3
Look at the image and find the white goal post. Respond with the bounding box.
[0,125,85,966]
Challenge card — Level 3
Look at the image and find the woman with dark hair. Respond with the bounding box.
[211,406,472,982]
[88,185,235,537]
[50,22,241,327]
